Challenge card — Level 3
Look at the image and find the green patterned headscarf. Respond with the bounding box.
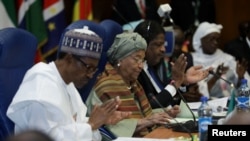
[107,32,147,65]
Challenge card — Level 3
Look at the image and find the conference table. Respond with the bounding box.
[144,126,198,139]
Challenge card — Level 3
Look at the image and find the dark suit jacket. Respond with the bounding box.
[170,0,216,31]
[138,69,175,109]
[224,37,250,74]
[138,53,194,109]
[111,0,161,25]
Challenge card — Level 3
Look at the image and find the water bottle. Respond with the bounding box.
[222,79,250,125]
[198,96,213,141]
[236,78,250,111]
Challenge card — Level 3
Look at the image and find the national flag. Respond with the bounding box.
[0,0,16,29]
[17,0,48,62]
[227,88,236,115]
[72,0,93,21]
[42,0,66,62]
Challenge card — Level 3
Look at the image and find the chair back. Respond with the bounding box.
[59,20,123,140]
[79,19,123,102]
[0,27,37,140]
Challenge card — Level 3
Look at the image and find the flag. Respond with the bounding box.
[227,88,236,115]
[17,0,48,62]
[42,0,66,62]
[0,0,16,29]
[72,0,93,21]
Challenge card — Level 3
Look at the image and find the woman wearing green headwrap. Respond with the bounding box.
[86,32,180,138]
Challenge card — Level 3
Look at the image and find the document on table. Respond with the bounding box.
[169,117,194,123]
[177,97,229,119]
[187,97,228,110]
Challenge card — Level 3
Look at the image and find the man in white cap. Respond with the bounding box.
[191,21,249,99]
[7,23,131,141]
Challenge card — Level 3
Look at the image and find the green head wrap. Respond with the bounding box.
[107,32,147,65]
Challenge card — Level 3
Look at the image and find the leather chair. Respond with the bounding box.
[0,27,38,140]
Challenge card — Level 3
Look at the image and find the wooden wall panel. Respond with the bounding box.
[64,0,250,48]
[215,0,250,48]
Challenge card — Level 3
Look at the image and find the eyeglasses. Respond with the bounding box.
[73,55,98,73]
[131,56,145,65]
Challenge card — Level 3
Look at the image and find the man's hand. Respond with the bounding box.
[171,54,187,88]
[182,83,203,102]
[236,59,248,79]
[215,63,229,76]
[106,110,131,125]
[88,96,131,130]
[186,65,213,84]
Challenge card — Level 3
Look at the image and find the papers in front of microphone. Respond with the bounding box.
[177,97,228,119]
[169,117,195,124]
[113,137,175,141]
[187,97,228,111]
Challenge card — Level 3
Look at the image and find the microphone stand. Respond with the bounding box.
[148,93,194,141]
[112,5,134,30]
[172,86,198,133]
[161,13,175,27]
[208,70,234,88]
[208,70,236,114]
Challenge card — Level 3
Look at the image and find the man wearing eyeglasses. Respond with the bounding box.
[7,24,131,141]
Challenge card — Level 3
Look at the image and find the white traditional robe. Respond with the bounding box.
[7,62,101,141]
[192,49,250,98]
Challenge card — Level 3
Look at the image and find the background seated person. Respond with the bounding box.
[170,25,202,102]
[191,21,249,99]
[133,20,212,108]
[224,20,250,76]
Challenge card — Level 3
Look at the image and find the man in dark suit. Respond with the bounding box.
[224,20,250,75]
[110,0,161,26]
[170,0,216,32]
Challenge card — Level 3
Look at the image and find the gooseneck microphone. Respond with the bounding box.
[112,5,134,30]
[148,93,194,141]
[173,87,198,133]
[208,70,234,88]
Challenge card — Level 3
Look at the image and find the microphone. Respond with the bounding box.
[157,3,174,26]
[112,5,134,30]
[148,93,194,141]
[173,87,198,133]
[162,80,198,133]
[208,70,234,88]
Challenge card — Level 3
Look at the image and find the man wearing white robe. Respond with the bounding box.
[7,23,130,141]
[191,22,250,99]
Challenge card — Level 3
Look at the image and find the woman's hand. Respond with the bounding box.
[166,105,181,118]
